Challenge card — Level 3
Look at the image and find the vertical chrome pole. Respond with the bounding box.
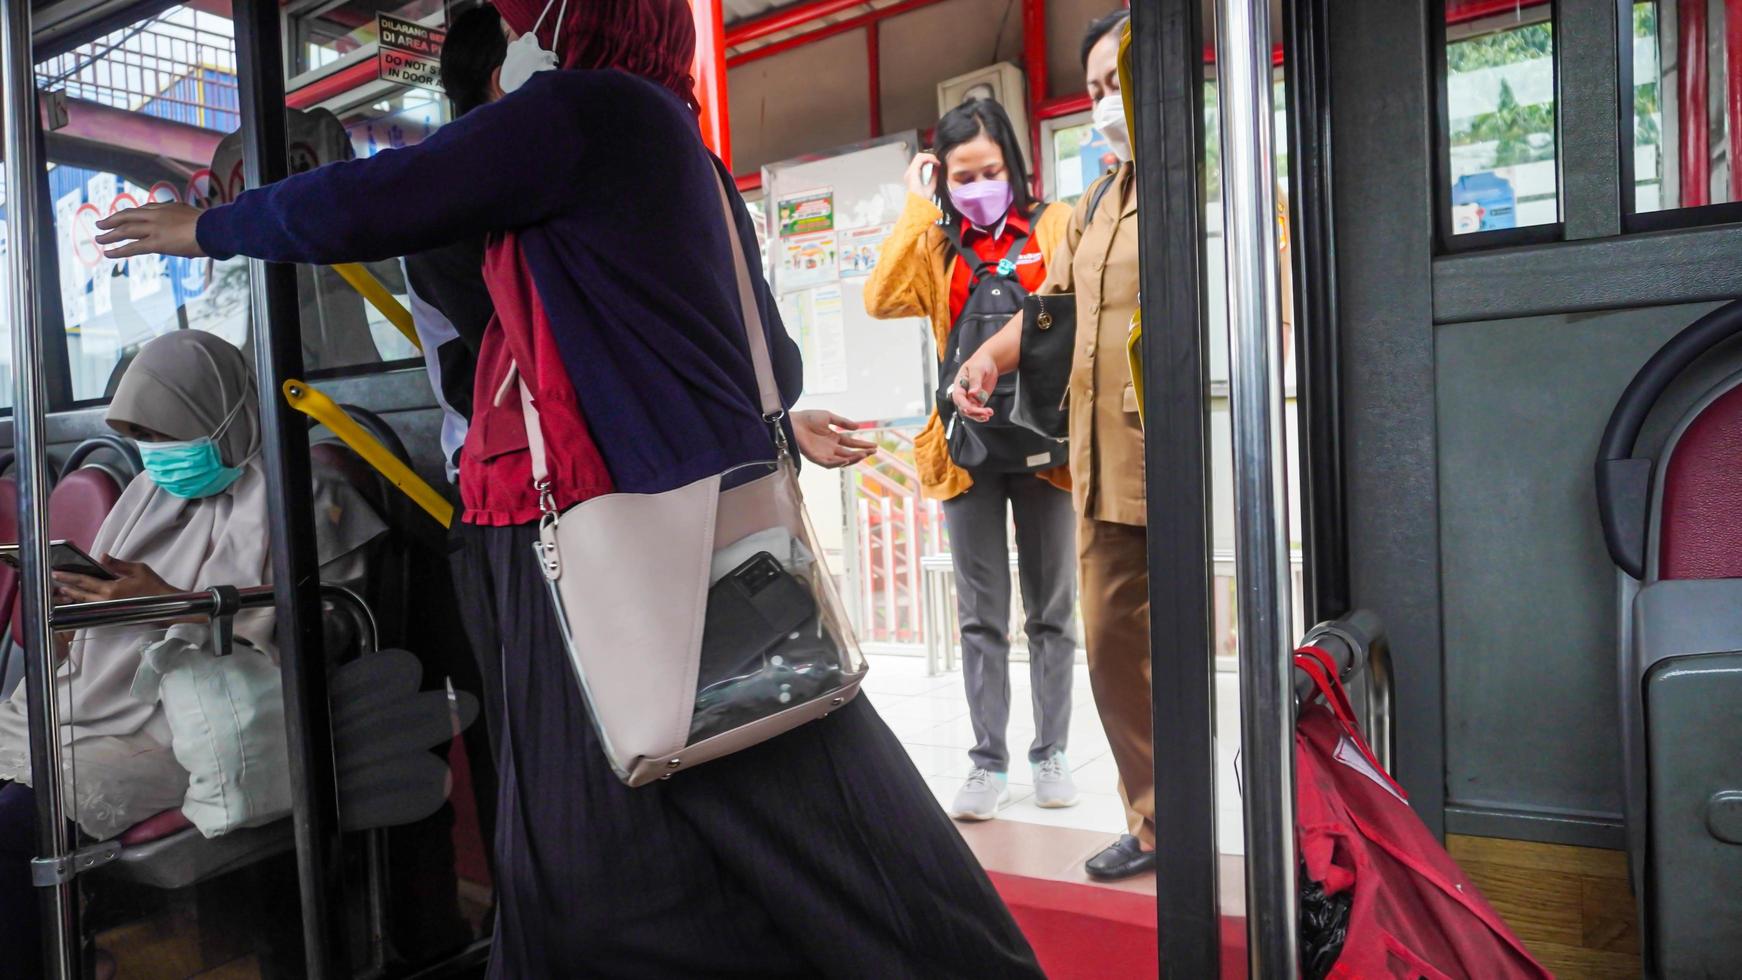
[230,2,348,975]
[1,3,80,977]
[1212,0,1299,974]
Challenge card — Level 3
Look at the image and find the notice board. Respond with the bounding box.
[762,132,932,428]
[377,14,445,91]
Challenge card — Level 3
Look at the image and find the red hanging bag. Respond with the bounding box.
[1293,646,1554,979]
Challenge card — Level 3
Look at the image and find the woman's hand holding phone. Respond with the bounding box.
[53,555,178,605]
[905,151,941,201]
[950,352,999,423]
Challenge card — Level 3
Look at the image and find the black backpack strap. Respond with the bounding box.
[944,216,1033,285]
[989,228,1032,282]
[941,219,990,280]
[1084,173,1117,227]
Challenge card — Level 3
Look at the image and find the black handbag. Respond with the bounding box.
[1007,176,1118,443]
[1010,292,1074,441]
[937,215,1067,474]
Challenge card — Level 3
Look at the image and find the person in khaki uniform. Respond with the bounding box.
[954,9,1294,881]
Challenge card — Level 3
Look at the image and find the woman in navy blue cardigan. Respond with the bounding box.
[99,1,1043,976]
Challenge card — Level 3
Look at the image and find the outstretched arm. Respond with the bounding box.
[99,76,582,265]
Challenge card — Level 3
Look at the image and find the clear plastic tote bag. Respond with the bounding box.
[513,170,867,786]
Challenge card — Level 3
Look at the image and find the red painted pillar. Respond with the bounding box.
[1681,0,1709,207]
[692,0,732,169]
[1022,0,1047,194]
[1022,0,1048,109]
[1727,0,1742,200]
[868,24,883,137]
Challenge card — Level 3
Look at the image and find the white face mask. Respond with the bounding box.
[498,0,568,94]
[1094,94,1133,164]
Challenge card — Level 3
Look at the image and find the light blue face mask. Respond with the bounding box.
[137,397,246,499]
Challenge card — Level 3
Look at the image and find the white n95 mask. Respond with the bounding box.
[498,0,568,94]
[1094,94,1133,164]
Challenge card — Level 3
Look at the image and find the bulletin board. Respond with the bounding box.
[762,131,933,428]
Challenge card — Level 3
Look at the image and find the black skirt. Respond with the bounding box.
[473,523,1043,979]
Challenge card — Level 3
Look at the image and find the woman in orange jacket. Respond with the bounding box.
[864,98,1081,822]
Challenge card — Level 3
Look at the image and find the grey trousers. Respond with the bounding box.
[941,473,1077,773]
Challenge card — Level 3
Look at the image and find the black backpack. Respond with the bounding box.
[936,214,1070,475]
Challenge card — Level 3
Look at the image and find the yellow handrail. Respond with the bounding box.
[283,378,453,528]
[331,263,421,352]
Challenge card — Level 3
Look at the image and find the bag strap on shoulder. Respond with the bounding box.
[518,162,786,489]
[1083,173,1117,228]
[712,168,785,421]
[942,213,1034,285]
[940,219,989,281]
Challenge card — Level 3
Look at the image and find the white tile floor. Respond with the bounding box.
[865,651,1250,856]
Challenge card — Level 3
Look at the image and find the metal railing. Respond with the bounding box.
[36,8,239,132]
[844,429,1313,667]
[847,432,942,646]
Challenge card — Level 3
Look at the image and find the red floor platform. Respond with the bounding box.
[962,821,1248,979]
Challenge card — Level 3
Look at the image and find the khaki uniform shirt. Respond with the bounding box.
[1041,166,1295,528]
[1041,165,1144,526]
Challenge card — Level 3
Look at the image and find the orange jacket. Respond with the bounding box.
[863,193,1074,501]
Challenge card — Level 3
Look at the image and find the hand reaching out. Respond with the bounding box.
[95,203,206,259]
[792,411,877,469]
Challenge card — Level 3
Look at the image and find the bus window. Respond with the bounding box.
[1629,2,1667,211]
[18,6,495,976]
[38,3,437,403]
[23,13,315,980]
[1626,1,1742,220]
[1044,115,1105,204]
[36,6,245,403]
[1440,0,1560,240]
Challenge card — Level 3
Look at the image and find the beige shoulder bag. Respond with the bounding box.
[516,170,867,787]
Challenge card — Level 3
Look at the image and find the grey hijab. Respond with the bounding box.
[106,329,260,465]
[0,329,383,749]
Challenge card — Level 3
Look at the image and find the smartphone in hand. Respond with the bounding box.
[0,540,118,580]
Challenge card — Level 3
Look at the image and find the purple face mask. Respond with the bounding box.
[949,179,1013,229]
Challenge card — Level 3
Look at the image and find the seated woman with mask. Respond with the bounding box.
[0,329,386,980]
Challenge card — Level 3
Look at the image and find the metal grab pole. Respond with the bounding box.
[1,2,81,976]
[231,3,348,975]
[1212,0,1300,975]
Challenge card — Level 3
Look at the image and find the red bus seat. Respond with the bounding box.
[1608,356,1742,974]
[1656,382,1742,580]
[118,808,194,846]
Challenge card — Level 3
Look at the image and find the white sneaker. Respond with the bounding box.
[949,768,1010,821]
[1032,752,1080,808]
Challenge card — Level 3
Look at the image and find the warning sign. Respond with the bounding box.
[377,14,445,92]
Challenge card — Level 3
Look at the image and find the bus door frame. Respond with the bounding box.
[2,1,350,977]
